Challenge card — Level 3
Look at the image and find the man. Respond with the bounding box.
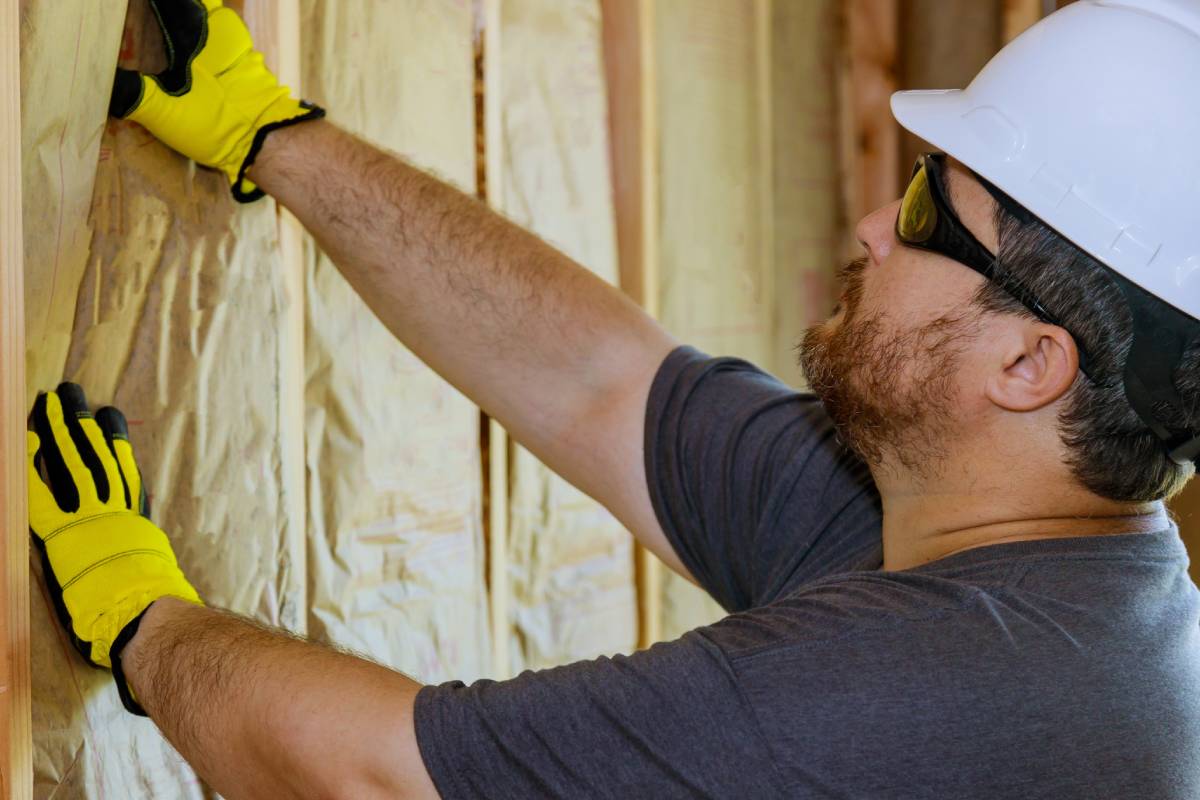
[26,0,1200,797]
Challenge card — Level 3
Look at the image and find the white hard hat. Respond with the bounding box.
[890,0,1200,463]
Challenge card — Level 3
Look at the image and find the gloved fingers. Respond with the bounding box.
[144,0,209,94]
[26,432,64,537]
[56,384,120,506]
[109,68,148,119]
[30,386,106,511]
[96,407,145,516]
[196,5,256,76]
[69,396,125,509]
[30,392,82,512]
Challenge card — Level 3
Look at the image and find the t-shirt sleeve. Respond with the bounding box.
[414,634,786,800]
[645,346,882,612]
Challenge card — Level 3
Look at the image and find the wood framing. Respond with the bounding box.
[479,0,513,679]
[754,0,776,381]
[601,0,663,649]
[840,0,900,242]
[1,0,33,794]
[1002,0,1043,42]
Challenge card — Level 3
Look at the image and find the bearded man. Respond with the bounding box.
[27,1,1200,797]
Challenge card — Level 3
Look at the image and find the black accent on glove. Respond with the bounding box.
[232,102,327,203]
[111,609,151,717]
[109,0,210,117]
[96,406,137,511]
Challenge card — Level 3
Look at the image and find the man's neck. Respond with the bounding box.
[874,464,1169,572]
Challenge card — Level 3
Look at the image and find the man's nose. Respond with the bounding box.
[854,199,902,266]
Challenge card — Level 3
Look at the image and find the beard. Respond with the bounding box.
[797,258,977,476]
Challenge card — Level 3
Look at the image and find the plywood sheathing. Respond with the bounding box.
[299,0,491,682]
[493,0,638,672]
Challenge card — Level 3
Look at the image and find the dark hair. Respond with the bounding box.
[974,206,1200,502]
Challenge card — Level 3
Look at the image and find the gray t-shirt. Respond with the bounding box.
[415,346,1200,798]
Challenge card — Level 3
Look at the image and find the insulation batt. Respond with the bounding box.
[27,0,301,796]
[497,0,638,673]
[299,0,491,682]
[25,0,488,796]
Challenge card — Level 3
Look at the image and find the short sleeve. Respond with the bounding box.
[414,634,785,800]
[645,346,882,612]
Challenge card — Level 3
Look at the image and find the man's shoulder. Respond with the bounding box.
[694,569,984,662]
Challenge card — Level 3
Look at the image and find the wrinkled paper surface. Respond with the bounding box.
[497,0,638,672]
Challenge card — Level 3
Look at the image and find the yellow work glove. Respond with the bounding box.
[109,0,324,202]
[28,383,202,716]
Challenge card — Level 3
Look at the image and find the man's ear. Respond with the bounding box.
[985,323,1080,412]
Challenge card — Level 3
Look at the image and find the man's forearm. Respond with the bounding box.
[247,121,677,545]
[123,597,438,800]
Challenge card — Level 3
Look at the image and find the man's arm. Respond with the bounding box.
[248,120,687,575]
[123,597,439,800]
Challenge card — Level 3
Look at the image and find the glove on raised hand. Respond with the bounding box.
[28,383,202,715]
[109,0,325,201]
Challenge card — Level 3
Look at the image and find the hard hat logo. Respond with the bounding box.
[890,0,1200,465]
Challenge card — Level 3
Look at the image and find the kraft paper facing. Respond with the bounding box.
[18,0,844,795]
[299,0,492,682]
[28,1,304,797]
[497,0,638,672]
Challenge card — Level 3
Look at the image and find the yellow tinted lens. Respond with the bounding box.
[898,166,938,243]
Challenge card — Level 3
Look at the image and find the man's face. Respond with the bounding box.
[798,158,1000,475]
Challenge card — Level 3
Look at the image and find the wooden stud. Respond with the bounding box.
[840,0,900,247]
[480,0,512,679]
[897,0,999,177]
[601,0,662,649]
[754,0,775,378]
[1,0,33,794]
[1002,0,1043,43]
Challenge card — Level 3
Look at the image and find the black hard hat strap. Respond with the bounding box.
[1114,271,1200,466]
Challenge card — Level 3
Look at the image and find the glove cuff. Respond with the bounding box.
[232,100,327,203]
[109,593,205,716]
[110,608,151,716]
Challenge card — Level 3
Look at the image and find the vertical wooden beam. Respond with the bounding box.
[479,0,512,679]
[754,0,775,375]
[840,0,900,248]
[1002,0,1043,43]
[237,0,309,633]
[1,0,32,794]
[601,0,662,649]
[898,0,999,178]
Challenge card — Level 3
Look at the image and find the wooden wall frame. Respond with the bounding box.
[600,0,663,649]
[2,0,32,794]
[840,0,900,243]
[478,0,513,679]
[1002,0,1044,42]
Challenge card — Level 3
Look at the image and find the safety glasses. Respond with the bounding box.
[896,152,1095,379]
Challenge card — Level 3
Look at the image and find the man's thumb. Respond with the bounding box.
[109,68,151,118]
